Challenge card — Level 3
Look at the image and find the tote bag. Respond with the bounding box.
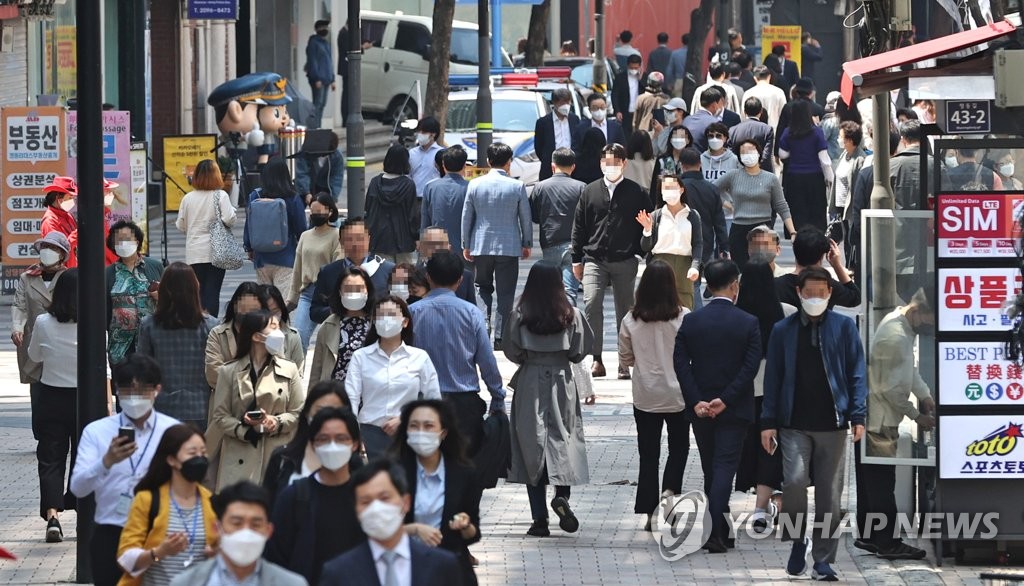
[209,191,246,270]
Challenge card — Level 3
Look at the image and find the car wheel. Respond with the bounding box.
[386,96,418,125]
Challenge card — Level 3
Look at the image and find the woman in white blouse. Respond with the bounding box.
[346,295,440,460]
[175,159,237,317]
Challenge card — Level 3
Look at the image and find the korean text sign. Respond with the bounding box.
[760,26,802,73]
[67,111,132,223]
[1,107,66,294]
[936,193,1024,258]
[162,135,217,212]
[939,415,1024,479]
[938,267,1021,332]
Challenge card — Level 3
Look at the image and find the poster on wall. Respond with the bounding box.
[938,342,1024,405]
[936,193,1024,258]
[760,25,803,73]
[130,142,149,255]
[162,135,217,212]
[939,415,1024,479]
[67,111,133,224]
[938,267,1021,332]
[0,106,66,294]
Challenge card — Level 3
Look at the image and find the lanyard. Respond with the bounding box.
[121,414,158,477]
[169,490,201,553]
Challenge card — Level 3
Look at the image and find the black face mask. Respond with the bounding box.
[317,29,329,37]
[180,456,210,483]
[310,214,330,227]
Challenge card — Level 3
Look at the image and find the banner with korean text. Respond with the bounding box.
[162,135,217,212]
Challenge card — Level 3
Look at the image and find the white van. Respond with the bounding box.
[359,10,513,122]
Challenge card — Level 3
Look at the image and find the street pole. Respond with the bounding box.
[346,0,365,218]
[75,0,107,581]
[476,0,492,165]
[869,93,897,327]
[592,0,606,95]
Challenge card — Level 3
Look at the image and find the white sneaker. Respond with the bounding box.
[751,510,774,534]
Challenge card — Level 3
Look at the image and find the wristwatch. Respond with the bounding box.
[150,549,160,563]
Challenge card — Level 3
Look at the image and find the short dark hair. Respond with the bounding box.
[735,138,763,157]
[383,145,411,175]
[351,458,409,497]
[657,32,669,44]
[551,88,572,104]
[771,45,786,56]
[106,220,145,253]
[627,54,642,65]
[679,147,701,168]
[735,51,752,68]
[341,216,366,232]
[587,92,607,107]
[112,352,163,388]
[704,122,729,139]
[704,259,740,291]
[725,62,741,76]
[416,116,440,135]
[309,406,362,449]
[442,145,468,172]
[48,267,78,323]
[552,147,575,168]
[792,227,831,266]
[620,30,633,43]
[329,267,375,315]
[682,33,690,45]
[601,143,627,161]
[486,142,514,168]
[708,64,724,79]
[895,107,918,121]
[314,20,330,30]
[426,251,464,287]
[213,481,271,520]
[743,96,763,118]
[797,265,832,289]
[699,87,723,108]
[899,119,922,143]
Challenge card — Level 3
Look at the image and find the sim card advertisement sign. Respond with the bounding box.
[939,342,1024,405]
[938,268,1020,333]
[939,415,1024,479]
[936,193,1024,258]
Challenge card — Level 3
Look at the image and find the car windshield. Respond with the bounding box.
[571,65,592,88]
[447,99,539,133]
[450,28,513,67]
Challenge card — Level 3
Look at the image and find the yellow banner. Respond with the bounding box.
[761,25,803,77]
[162,135,217,212]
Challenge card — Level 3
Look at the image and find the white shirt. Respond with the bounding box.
[744,82,788,130]
[175,189,237,265]
[345,342,441,426]
[603,174,624,199]
[70,411,180,526]
[690,81,740,114]
[27,313,77,387]
[370,534,412,586]
[648,205,694,256]
[627,76,639,112]
[553,114,572,150]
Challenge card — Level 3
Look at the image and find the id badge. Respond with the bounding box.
[116,492,133,518]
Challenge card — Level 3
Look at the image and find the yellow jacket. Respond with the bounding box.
[116,483,218,586]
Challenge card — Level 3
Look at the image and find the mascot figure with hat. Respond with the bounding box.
[207,72,293,173]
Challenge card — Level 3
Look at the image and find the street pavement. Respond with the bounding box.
[0,206,1011,585]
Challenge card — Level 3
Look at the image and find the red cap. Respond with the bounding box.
[43,176,78,196]
[103,179,120,191]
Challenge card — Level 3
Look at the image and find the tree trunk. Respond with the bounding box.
[425,0,456,142]
[525,0,551,67]
[990,0,1007,21]
[682,0,716,107]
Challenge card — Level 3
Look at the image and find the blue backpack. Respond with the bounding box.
[247,191,290,253]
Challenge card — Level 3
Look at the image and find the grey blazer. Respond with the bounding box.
[640,206,703,274]
[169,557,308,586]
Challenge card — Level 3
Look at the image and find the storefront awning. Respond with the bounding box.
[840,20,1017,104]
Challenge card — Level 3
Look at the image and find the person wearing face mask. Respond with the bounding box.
[421,146,470,253]
[728,97,775,172]
[390,400,481,586]
[12,233,69,393]
[409,117,444,197]
[310,217,396,323]
[259,284,307,368]
[205,282,274,389]
[346,297,441,460]
[288,193,342,349]
[40,176,80,268]
[105,220,163,372]
[637,175,703,309]
[651,125,695,195]
[993,150,1022,191]
[305,19,335,130]
[535,88,580,182]
[265,407,367,584]
[573,93,625,150]
[651,97,688,155]
[611,54,644,132]
[116,424,217,586]
[387,263,417,303]
[415,226,476,303]
[321,459,463,586]
[309,267,375,389]
[70,354,180,586]
[170,481,306,586]
[207,311,304,491]
[682,87,724,152]
[673,259,761,553]
[761,266,867,581]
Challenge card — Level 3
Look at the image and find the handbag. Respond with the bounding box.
[209,191,247,270]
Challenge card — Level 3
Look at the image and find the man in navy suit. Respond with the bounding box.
[573,93,625,150]
[674,259,761,553]
[764,45,799,94]
[311,217,395,323]
[729,96,775,172]
[535,88,580,181]
[682,86,725,152]
[319,460,463,586]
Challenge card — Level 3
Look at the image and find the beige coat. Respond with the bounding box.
[12,269,65,383]
[205,354,304,492]
[205,321,305,389]
[307,313,342,393]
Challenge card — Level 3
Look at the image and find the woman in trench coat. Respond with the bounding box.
[503,261,593,538]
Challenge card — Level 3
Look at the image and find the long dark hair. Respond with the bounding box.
[517,262,574,335]
[259,158,296,198]
[48,267,78,323]
[788,100,814,139]
[281,380,353,465]
[364,295,414,346]
[328,267,375,316]
[388,399,470,466]
[627,130,654,161]
[233,310,272,360]
[223,282,268,324]
[134,424,204,494]
[309,406,363,456]
[258,284,291,324]
[737,259,784,358]
[154,262,204,329]
[632,260,681,322]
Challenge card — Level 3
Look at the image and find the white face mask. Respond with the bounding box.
[740,153,759,168]
[800,296,828,317]
[662,189,681,205]
[556,104,571,117]
[59,198,76,212]
[945,155,959,169]
[341,292,368,311]
[602,165,623,182]
[406,431,442,457]
[629,69,641,78]
[219,528,267,567]
[262,329,286,356]
[361,257,381,276]
[315,441,353,471]
[670,137,688,150]
[1000,163,1015,178]
[590,109,607,122]
[114,241,138,258]
[359,499,405,541]
[415,133,432,147]
[104,193,115,207]
[707,137,725,151]
[390,284,410,299]
[119,396,153,420]
[38,248,62,267]
[375,316,404,339]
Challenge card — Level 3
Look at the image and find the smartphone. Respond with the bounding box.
[118,426,135,443]
[652,107,666,127]
[245,410,265,421]
[769,435,779,455]
[148,281,160,293]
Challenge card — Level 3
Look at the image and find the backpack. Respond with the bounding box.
[247,192,290,253]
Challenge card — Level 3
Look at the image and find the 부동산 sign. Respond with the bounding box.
[938,267,1021,332]
[939,415,1024,479]
[936,193,1024,258]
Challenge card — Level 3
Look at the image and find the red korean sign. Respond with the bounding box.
[938,267,1022,332]
[936,193,1024,258]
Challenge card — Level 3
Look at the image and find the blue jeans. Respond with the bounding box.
[542,242,579,306]
[310,83,329,129]
[292,285,316,350]
[693,282,704,310]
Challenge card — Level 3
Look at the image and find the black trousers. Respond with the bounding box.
[854,439,899,549]
[442,392,486,458]
[782,171,828,233]
[526,466,570,521]
[32,384,78,520]
[633,407,690,514]
[691,417,747,541]
[191,262,226,318]
[91,524,124,586]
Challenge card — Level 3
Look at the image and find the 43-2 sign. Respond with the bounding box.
[945,100,991,134]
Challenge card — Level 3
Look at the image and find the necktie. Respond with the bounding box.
[381,550,399,586]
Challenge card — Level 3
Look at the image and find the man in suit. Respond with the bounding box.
[612,54,643,135]
[729,97,776,172]
[691,64,740,114]
[574,93,625,150]
[171,482,306,586]
[673,259,761,553]
[417,226,476,303]
[311,217,395,323]
[764,45,799,94]
[530,148,586,304]
[572,143,653,379]
[801,32,823,83]
[534,88,579,182]
[647,32,672,77]
[666,33,690,97]
[461,142,532,350]
[320,460,463,586]
[421,146,469,251]
[682,86,725,152]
